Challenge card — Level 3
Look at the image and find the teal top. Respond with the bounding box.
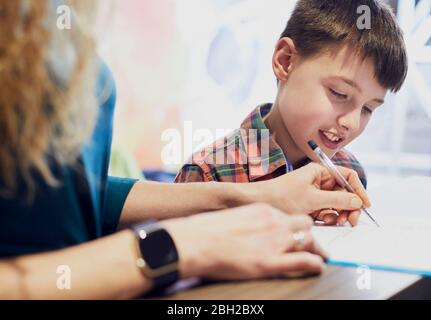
[0,63,137,257]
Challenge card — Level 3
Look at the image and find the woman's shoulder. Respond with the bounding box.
[96,61,117,114]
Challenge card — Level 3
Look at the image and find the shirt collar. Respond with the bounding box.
[240,103,294,181]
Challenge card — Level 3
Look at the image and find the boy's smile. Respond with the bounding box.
[318,129,345,150]
[268,39,387,168]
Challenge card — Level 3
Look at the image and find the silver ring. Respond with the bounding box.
[292,231,306,248]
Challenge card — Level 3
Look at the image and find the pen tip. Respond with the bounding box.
[308,140,318,150]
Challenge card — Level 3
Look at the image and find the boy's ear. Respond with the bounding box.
[272,37,297,82]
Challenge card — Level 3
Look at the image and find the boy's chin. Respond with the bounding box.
[302,142,338,161]
[320,146,338,159]
[301,145,321,162]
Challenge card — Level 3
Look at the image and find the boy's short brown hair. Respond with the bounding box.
[280,0,408,92]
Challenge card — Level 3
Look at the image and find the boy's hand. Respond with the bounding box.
[254,163,371,226]
[310,181,363,226]
[312,207,359,227]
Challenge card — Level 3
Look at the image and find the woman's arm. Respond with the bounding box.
[0,231,151,299]
[118,180,255,228]
[119,163,370,228]
[0,203,327,299]
[0,164,370,299]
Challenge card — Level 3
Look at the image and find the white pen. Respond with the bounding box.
[307,140,380,227]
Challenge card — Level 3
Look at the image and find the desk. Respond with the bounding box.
[157,177,431,300]
[160,266,431,300]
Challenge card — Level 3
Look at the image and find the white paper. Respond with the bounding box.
[312,177,431,274]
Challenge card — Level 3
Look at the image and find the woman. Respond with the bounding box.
[0,0,369,299]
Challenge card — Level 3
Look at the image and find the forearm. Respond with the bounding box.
[119,180,260,227]
[0,231,151,299]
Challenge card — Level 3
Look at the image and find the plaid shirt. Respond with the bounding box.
[175,103,367,188]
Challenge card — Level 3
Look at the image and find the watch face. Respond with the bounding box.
[138,228,178,270]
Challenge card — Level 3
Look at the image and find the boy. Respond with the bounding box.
[175,0,407,224]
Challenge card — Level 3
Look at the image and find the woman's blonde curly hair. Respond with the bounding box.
[0,0,99,198]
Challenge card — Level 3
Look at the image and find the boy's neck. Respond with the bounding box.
[263,103,308,169]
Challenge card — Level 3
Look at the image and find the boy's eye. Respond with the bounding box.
[329,88,348,100]
[362,106,373,115]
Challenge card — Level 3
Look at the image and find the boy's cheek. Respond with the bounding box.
[347,122,368,143]
[281,109,328,144]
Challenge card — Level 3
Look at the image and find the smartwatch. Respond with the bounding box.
[131,221,179,289]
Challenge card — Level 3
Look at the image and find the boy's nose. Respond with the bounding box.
[337,108,362,133]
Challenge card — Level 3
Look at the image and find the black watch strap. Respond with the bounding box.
[132,221,179,289]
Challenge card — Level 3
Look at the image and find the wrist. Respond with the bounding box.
[130,223,179,289]
[223,182,264,208]
[160,218,211,279]
[123,230,156,294]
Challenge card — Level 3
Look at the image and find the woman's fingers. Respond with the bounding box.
[289,230,314,252]
[266,252,325,276]
[287,228,329,258]
[286,215,313,232]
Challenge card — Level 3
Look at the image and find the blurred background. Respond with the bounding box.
[97,0,431,188]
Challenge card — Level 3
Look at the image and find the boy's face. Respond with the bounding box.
[274,41,387,162]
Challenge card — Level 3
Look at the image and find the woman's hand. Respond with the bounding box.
[161,203,328,280]
[252,163,371,226]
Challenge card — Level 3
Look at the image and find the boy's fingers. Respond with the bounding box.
[317,209,338,219]
[311,190,363,211]
[347,210,361,227]
[310,211,319,220]
[334,166,371,208]
[316,209,339,225]
[323,214,338,225]
[336,212,348,226]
